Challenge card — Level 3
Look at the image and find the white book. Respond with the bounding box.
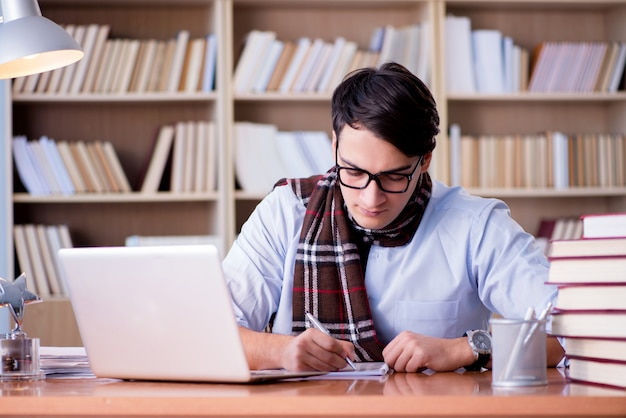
[304,42,333,93]
[141,125,175,193]
[182,38,207,92]
[275,131,317,178]
[69,24,100,94]
[23,224,50,298]
[279,37,312,93]
[130,39,157,93]
[551,131,569,189]
[57,224,74,249]
[203,121,217,191]
[444,15,475,94]
[73,141,105,193]
[201,33,218,92]
[58,25,86,94]
[194,121,208,192]
[291,38,325,93]
[115,39,141,93]
[401,24,421,75]
[169,122,187,193]
[81,25,111,93]
[233,30,275,93]
[102,141,132,193]
[377,25,399,66]
[29,140,63,194]
[608,42,626,93]
[252,40,285,93]
[93,39,116,93]
[316,37,347,93]
[35,224,62,295]
[255,123,286,189]
[167,30,191,92]
[86,142,116,192]
[13,225,37,293]
[449,124,461,187]
[12,136,47,195]
[472,29,504,93]
[182,121,197,192]
[234,122,267,193]
[417,21,431,85]
[325,41,358,93]
[45,225,69,296]
[296,131,334,174]
[39,136,75,195]
[56,141,87,193]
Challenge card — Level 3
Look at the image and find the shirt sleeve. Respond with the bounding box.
[469,199,557,323]
[222,185,304,331]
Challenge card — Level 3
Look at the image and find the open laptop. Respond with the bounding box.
[57,245,326,383]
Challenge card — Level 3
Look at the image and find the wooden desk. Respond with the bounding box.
[0,369,624,417]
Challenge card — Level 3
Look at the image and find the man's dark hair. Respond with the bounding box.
[331,62,439,157]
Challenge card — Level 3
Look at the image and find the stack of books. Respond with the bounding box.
[548,212,626,389]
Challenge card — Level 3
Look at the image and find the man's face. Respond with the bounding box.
[333,125,430,230]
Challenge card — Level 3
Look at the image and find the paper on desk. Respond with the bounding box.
[40,346,96,379]
[307,362,392,380]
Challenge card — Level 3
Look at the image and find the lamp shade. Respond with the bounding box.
[0,0,83,79]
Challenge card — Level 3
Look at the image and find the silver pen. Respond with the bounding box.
[305,312,357,370]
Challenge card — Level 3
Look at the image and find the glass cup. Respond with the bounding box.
[490,318,547,387]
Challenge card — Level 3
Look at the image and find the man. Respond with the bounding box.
[222,62,564,372]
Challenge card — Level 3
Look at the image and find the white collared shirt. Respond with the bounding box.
[222,180,556,344]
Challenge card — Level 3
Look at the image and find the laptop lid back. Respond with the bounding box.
[58,245,254,382]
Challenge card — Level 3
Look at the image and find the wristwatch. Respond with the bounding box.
[464,329,492,371]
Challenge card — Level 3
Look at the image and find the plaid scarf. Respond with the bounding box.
[280,168,432,362]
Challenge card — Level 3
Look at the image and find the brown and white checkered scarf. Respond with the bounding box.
[278,167,431,362]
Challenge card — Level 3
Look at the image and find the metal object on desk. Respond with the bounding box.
[0,273,44,381]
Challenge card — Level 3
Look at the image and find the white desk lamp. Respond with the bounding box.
[0,0,83,79]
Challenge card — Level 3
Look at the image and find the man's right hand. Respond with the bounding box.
[239,326,356,372]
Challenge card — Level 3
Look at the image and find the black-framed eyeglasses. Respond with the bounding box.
[335,154,423,194]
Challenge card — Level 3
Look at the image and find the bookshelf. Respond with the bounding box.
[2,0,626,344]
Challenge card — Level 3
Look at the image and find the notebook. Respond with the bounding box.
[57,245,326,383]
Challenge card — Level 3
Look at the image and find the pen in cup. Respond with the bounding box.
[523,301,553,346]
[305,312,357,371]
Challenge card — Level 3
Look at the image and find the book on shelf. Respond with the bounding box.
[551,310,626,339]
[13,225,37,293]
[69,23,100,94]
[180,37,207,93]
[581,212,626,239]
[233,122,334,194]
[22,224,51,298]
[81,24,111,94]
[278,37,312,93]
[201,33,217,92]
[139,125,175,193]
[233,30,276,94]
[166,29,190,93]
[567,356,626,390]
[13,224,74,298]
[58,25,86,94]
[528,41,626,93]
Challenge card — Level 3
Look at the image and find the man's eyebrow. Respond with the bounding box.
[339,155,413,173]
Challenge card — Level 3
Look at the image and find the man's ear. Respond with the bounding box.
[420,152,433,173]
[331,131,337,153]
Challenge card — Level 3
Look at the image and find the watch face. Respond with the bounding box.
[472,332,491,351]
